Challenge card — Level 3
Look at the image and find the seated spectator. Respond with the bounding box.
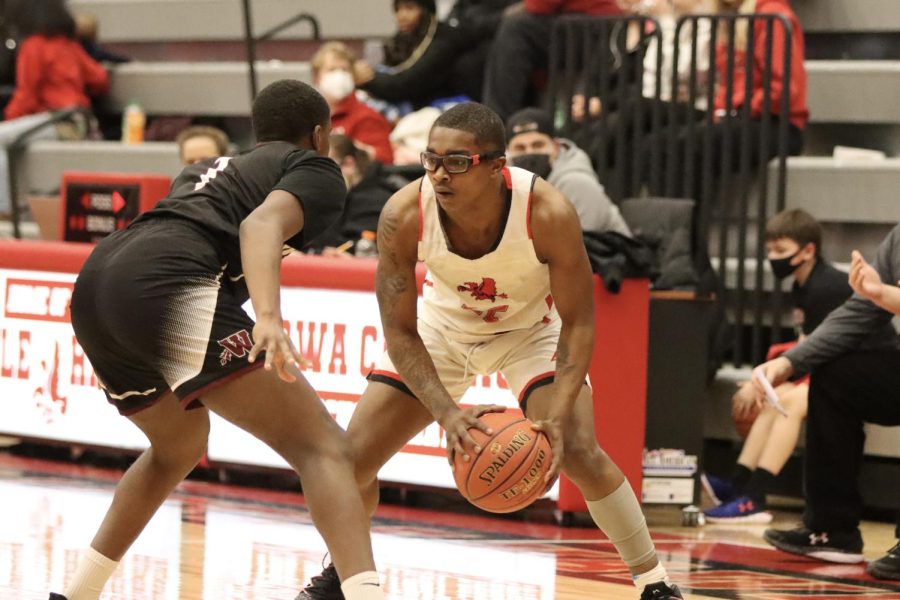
[175,125,229,166]
[701,210,882,523]
[506,107,631,235]
[483,0,622,121]
[353,0,463,110]
[311,134,396,256]
[445,0,518,101]
[389,106,441,165]
[570,0,711,193]
[312,41,394,164]
[757,225,900,580]
[74,13,129,64]
[0,0,108,213]
[640,0,807,199]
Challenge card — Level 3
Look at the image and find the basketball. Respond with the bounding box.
[452,412,553,513]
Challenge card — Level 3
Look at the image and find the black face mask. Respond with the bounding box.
[510,153,553,179]
[769,250,801,280]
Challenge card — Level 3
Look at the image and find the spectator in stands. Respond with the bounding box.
[701,210,889,523]
[640,0,807,198]
[570,0,711,184]
[444,0,518,101]
[756,225,900,580]
[505,107,631,235]
[312,134,396,256]
[389,106,441,165]
[175,125,229,166]
[0,0,108,213]
[312,42,394,164]
[74,13,130,64]
[482,0,622,121]
[352,0,463,111]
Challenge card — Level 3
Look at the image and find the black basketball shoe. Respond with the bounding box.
[48,594,68,600]
[764,526,864,563]
[640,581,684,599]
[867,541,900,580]
[295,562,344,600]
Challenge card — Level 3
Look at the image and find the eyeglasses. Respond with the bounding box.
[420,150,505,174]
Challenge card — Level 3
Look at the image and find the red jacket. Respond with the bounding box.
[331,94,394,165]
[714,0,808,130]
[5,35,109,120]
[525,0,621,15]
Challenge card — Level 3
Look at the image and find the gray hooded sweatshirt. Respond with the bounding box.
[547,139,632,237]
[784,223,900,374]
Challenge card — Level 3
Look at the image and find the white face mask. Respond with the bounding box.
[318,70,355,101]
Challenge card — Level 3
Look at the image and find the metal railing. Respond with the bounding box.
[7,107,90,240]
[548,14,795,366]
[240,0,321,101]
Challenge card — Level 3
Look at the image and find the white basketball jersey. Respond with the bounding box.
[418,166,557,341]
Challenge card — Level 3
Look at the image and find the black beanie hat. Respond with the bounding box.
[394,0,437,14]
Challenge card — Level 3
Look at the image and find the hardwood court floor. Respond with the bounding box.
[1,453,898,600]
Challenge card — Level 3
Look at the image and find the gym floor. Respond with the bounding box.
[2,453,897,599]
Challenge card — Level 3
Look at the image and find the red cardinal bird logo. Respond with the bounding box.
[457,277,508,302]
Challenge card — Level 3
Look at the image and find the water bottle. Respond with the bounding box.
[121,100,145,144]
[355,230,378,258]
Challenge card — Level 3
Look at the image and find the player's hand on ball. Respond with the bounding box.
[440,404,506,467]
[530,418,564,486]
[249,317,304,383]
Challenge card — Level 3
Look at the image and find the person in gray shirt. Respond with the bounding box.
[505,107,632,237]
[754,223,900,581]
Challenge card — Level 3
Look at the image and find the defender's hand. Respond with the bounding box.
[249,317,303,383]
[441,404,506,467]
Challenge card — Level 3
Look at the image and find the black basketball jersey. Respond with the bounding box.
[133,141,345,281]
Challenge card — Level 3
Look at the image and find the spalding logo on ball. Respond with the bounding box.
[452,412,553,513]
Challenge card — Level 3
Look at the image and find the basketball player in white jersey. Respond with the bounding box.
[297,102,682,600]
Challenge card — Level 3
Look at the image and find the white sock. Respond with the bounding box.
[340,570,386,600]
[64,547,119,600]
[633,563,670,591]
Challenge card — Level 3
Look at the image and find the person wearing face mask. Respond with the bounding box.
[505,108,631,236]
[701,209,895,526]
[753,218,900,578]
[312,42,394,165]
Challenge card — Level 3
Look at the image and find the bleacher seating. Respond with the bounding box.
[807,61,900,124]
[68,0,395,42]
[16,140,182,196]
[794,0,900,33]
[107,61,312,115]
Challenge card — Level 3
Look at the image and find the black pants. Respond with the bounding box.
[482,12,553,121]
[804,349,900,538]
[640,115,805,200]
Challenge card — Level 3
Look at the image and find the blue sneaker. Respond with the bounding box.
[704,495,773,524]
[700,472,738,506]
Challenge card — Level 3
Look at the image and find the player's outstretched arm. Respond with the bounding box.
[240,190,306,381]
[531,178,596,420]
[376,183,498,463]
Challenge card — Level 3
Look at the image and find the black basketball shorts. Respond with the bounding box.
[70,219,263,415]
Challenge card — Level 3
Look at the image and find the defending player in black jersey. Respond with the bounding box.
[49,81,387,600]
